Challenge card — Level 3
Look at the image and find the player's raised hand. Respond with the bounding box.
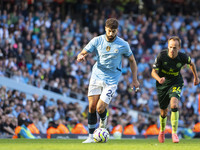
[159,77,165,84]
[194,77,200,86]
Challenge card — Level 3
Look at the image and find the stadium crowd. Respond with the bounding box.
[0,0,200,137]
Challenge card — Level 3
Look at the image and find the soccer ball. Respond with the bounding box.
[93,128,110,143]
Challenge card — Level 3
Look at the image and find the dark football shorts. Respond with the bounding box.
[157,83,183,109]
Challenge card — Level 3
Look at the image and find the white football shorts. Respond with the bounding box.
[88,79,117,104]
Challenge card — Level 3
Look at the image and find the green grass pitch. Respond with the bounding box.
[0,139,199,150]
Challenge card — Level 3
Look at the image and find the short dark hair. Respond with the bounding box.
[105,18,119,29]
[168,36,181,47]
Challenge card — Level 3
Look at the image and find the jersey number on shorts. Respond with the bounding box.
[172,87,181,93]
[106,90,114,98]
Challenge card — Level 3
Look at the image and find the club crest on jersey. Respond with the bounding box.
[176,63,182,68]
[106,46,111,52]
[114,49,119,53]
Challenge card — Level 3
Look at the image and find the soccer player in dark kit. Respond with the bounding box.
[151,36,199,143]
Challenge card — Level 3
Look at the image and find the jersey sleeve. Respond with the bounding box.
[152,53,162,70]
[83,37,97,53]
[180,53,191,65]
[123,42,133,57]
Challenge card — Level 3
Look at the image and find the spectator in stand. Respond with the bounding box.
[19,118,36,139]
[110,119,123,139]
[143,119,159,136]
[36,115,48,134]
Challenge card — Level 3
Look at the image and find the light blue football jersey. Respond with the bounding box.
[84,35,133,84]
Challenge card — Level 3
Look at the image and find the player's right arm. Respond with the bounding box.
[77,49,88,62]
[77,37,97,62]
[151,53,165,84]
[151,69,165,84]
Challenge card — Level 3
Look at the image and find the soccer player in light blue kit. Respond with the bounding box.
[77,18,140,143]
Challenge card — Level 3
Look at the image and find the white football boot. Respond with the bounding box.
[82,134,95,143]
[99,117,107,128]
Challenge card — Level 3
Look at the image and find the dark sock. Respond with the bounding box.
[98,109,107,121]
[88,111,97,134]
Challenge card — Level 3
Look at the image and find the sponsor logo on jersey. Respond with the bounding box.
[164,62,167,65]
[114,49,118,53]
[176,63,182,68]
[161,69,179,76]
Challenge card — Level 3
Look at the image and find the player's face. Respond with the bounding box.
[168,39,180,59]
[105,27,118,42]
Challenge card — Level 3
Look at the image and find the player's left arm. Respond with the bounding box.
[128,54,140,89]
[189,61,200,85]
